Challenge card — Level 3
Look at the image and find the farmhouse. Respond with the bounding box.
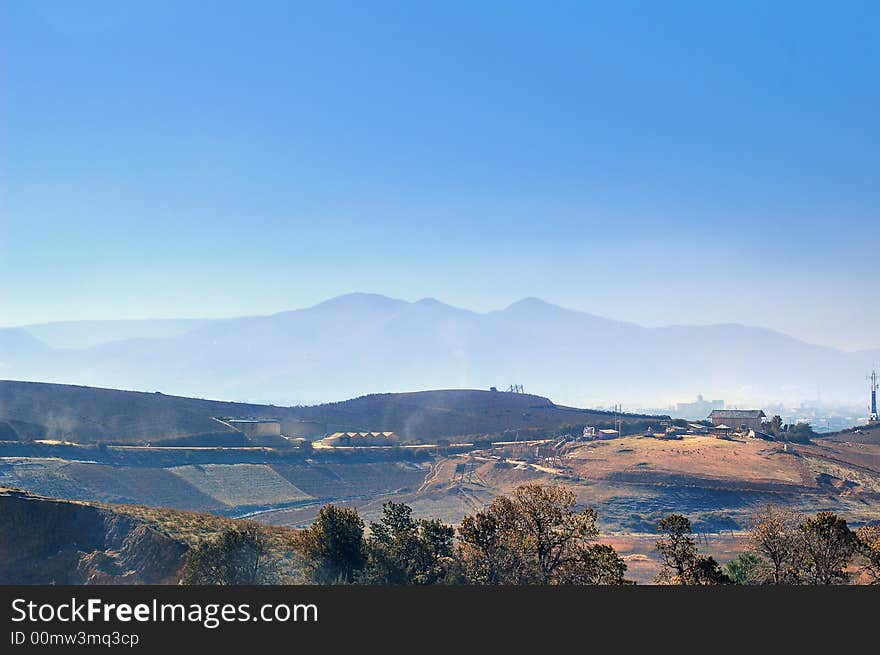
[708,409,765,433]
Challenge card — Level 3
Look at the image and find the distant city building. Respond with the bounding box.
[708,409,766,433]
[675,394,724,419]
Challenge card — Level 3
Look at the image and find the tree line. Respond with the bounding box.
[180,484,880,585]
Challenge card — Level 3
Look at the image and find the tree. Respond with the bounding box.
[294,504,366,584]
[457,509,526,584]
[510,484,600,583]
[768,415,784,438]
[692,556,730,585]
[181,525,276,585]
[457,484,627,585]
[557,544,630,585]
[654,514,730,585]
[364,502,455,585]
[785,422,816,444]
[749,505,803,584]
[724,552,765,585]
[798,512,857,585]
[655,514,697,584]
[856,525,880,585]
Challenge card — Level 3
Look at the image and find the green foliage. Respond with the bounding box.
[364,502,455,585]
[768,415,784,437]
[797,511,857,585]
[294,504,366,584]
[765,416,815,443]
[655,514,697,582]
[181,524,278,585]
[655,514,730,585]
[785,421,816,444]
[557,544,631,585]
[724,552,765,585]
[692,556,730,585]
[180,495,868,587]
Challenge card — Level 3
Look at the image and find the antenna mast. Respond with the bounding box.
[870,370,879,424]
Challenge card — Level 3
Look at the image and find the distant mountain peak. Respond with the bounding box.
[312,292,407,311]
[505,297,556,309]
[501,297,576,315]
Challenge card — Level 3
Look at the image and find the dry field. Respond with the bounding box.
[566,435,811,487]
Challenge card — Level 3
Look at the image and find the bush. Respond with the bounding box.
[181,525,279,585]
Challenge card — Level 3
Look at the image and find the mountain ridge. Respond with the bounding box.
[3,293,877,407]
[14,292,869,351]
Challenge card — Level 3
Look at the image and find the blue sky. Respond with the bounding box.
[1,1,878,350]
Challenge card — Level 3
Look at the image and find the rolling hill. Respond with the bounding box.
[2,294,877,407]
[0,380,650,444]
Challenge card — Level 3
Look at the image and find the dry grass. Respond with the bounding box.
[94,501,301,566]
[567,435,810,486]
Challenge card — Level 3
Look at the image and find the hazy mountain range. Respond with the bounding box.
[2,293,877,408]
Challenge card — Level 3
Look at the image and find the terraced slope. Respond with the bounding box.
[167,464,312,508]
[0,459,223,511]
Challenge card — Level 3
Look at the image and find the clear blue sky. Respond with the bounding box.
[1,1,878,350]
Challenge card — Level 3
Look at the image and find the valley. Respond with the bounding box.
[2,381,878,584]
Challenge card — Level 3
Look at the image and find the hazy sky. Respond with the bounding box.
[2,1,878,350]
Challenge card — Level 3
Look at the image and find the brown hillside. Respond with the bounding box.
[0,380,661,444]
[0,488,300,584]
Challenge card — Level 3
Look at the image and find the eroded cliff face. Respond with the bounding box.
[0,491,187,584]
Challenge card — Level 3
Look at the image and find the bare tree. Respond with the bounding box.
[749,505,803,584]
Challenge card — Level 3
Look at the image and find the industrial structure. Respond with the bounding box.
[870,370,879,425]
[317,431,400,447]
[226,419,282,438]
